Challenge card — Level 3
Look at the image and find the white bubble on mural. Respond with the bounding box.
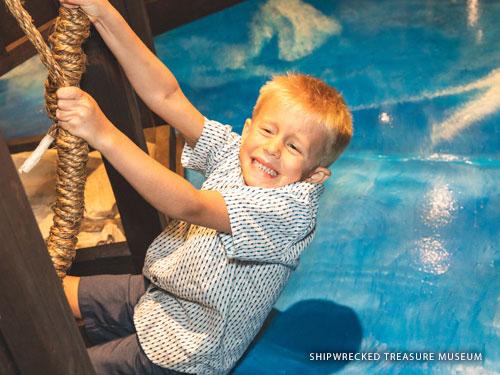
[252,0,341,61]
[220,0,341,70]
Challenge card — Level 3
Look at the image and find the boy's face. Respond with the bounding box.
[239,96,331,188]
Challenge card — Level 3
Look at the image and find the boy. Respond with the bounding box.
[58,0,352,374]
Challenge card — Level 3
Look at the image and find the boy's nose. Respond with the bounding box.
[264,139,281,157]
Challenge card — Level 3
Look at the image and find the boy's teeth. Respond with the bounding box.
[255,160,277,176]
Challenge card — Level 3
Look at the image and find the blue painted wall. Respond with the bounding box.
[1,1,498,373]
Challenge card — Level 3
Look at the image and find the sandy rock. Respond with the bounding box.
[10,130,172,249]
[12,148,124,249]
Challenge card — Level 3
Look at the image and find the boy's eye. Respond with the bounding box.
[288,143,300,153]
[261,127,272,134]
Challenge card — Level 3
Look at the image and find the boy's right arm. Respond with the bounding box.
[60,0,204,147]
[56,86,231,234]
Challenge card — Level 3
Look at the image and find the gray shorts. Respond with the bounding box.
[79,274,186,375]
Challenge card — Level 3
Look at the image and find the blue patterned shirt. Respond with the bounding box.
[134,118,324,374]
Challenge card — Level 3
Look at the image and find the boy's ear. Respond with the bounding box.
[242,118,252,140]
[305,166,331,184]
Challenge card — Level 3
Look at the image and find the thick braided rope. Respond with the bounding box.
[46,8,90,279]
[4,1,90,279]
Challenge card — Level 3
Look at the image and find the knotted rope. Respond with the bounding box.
[4,0,90,279]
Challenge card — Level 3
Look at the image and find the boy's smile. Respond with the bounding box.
[239,96,330,188]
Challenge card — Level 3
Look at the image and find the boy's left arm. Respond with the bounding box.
[56,87,231,233]
[100,127,231,233]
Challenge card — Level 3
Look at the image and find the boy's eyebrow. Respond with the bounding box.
[260,120,313,151]
[263,119,307,146]
[261,119,278,127]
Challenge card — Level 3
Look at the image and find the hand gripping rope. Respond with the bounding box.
[4,0,91,279]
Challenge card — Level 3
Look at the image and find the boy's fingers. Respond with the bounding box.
[56,109,74,121]
[56,99,74,110]
[57,119,69,128]
[59,0,79,9]
[56,86,84,100]
[58,121,76,134]
[60,0,85,7]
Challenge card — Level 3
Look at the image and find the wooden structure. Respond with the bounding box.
[0,0,243,373]
[0,131,96,375]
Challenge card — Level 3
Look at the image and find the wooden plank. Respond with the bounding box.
[0,0,244,76]
[4,20,55,53]
[0,34,6,57]
[0,20,55,76]
[6,134,44,154]
[70,242,136,276]
[120,0,159,130]
[0,2,57,76]
[1,0,57,46]
[0,133,95,375]
[75,241,130,262]
[0,332,18,375]
[144,124,184,176]
[79,0,164,271]
[121,0,155,52]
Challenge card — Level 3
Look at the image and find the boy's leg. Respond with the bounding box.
[63,275,82,319]
[77,274,149,345]
[63,274,185,374]
[88,333,183,375]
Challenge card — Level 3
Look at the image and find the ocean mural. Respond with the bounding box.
[1,0,498,374]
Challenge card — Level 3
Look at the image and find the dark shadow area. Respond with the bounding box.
[234,299,363,374]
[68,242,137,277]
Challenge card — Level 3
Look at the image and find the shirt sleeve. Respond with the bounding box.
[218,186,316,267]
[181,117,240,177]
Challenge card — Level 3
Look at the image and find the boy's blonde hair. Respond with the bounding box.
[252,73,352,166]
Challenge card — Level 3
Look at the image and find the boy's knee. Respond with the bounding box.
[63,275,82,319]
[88,334,167,375]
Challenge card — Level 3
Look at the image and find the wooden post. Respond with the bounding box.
[80,0,164,271]
[0,133,95,375]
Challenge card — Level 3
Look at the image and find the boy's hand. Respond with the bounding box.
[56,86,114,149]
[59,0,110,23]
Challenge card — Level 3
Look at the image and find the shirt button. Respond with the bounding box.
[152,276,158,283]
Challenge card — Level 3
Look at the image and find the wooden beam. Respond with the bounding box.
[0,1,58,76]
[0,20,55,76]
[6,134,44,154]
[79,0,164,271]
[0,0,244,76]
[0,332,17,375]
[4,20,55,53]
[0,133,95,374]
[70,242,136,276]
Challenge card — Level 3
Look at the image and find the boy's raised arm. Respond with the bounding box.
[98,124,231,233]
[56,87,231,233]
[60,0,204,147]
